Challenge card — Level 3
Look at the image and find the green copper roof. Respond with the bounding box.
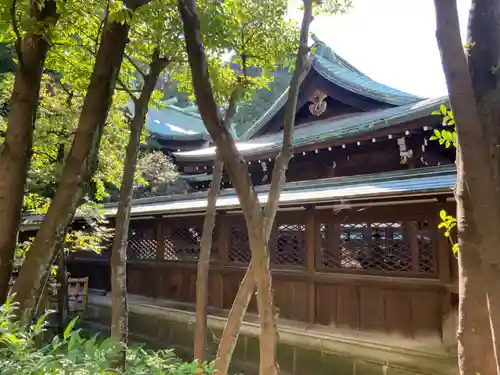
[239,39,423,140]
[146,105,210,141]
[100,165,455,217]
[174,96,448,162]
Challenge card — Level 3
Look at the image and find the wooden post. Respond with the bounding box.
[155,218,166,298]
[435,200,455,346]
[306,207,316,325]
[404,221,420,272]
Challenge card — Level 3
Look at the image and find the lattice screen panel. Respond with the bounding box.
[274,224,306,266]
[164,226,202,261]
[416,222,434,273]
[319,221,435,274]
[127,223,157,261]
[229,224,251,264]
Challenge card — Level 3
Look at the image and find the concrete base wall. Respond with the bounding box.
[84,295,457,375]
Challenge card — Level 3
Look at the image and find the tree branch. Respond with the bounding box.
[263,0,313,236]
[116,77,138,102]
[11,0,22,66]
[124,54,147,79]
[224,86,242,126]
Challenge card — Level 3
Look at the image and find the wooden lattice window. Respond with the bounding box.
[273,224,306,266]
[319,221,435,275]
[229,223,251,264]
[127,221,157,261]
[164,226,202,261]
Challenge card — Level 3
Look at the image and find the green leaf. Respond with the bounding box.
[440,210,447,221]
[63,317,78,340]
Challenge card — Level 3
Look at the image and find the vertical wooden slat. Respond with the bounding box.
[156,217,165,262]
[306,208,316,324]
[219,214,229,266]
[154,218,165,298]
[328,214,341,268]
[404,220,420,272]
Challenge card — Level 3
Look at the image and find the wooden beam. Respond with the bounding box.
[306,207,316,325]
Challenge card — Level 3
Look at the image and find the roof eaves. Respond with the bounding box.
[100,165,456,217]
[313,57,423,106]
[173,96,449,162]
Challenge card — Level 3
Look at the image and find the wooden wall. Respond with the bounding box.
[71,201,455,342]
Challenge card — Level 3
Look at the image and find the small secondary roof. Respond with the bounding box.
[128,99,209,141]
[101,165,455,217]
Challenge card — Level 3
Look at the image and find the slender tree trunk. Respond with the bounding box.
[434,0,500,373]
[213,264,255,374]
[194,157,223,362]
[178,0,313,372]
[110,53,169,358]
[11,12,138,317]
[0,1,58,304]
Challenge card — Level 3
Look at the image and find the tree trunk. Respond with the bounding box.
[177,0,313,373]
[194,157,223,362]
[434,0,500,373]
[466,0,500,369]
[110,53,169,360]
[213,264,255,374]
[12,15,135,317]
[0,1,58,304]
[456,150,497,375]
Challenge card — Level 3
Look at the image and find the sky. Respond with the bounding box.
[291,0,472,98]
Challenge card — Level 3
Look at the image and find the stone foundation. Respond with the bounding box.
[84,294,457,375]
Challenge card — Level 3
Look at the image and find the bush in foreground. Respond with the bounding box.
[0,298,213,374]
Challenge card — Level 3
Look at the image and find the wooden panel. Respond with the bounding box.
[359,286,384,332]
[207,272,223,309]
[273,279,308,322]
[384,289,412,337]
[411,290,442,340]
[315,283,337,326]
[336,285,359,330]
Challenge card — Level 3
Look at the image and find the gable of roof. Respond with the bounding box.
[239,38,423,140]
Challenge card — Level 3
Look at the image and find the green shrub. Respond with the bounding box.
[0,298,213,374]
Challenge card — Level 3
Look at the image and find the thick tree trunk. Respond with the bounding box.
[12,15,135,317]
[0,1,58,304]
[110,53,168,356]
[456,150,496,375]
[466,0,500,368]
[194,157,223,362]
[434,0,500,373]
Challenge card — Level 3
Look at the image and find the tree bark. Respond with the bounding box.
[0,0,58,304]
[177,1,313,373]
[12,11,138,317]
[456,150,496,375]
[110,52,169,358]
[194,157,223,362]
[434,0,500,373]
[466,0,500,369]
